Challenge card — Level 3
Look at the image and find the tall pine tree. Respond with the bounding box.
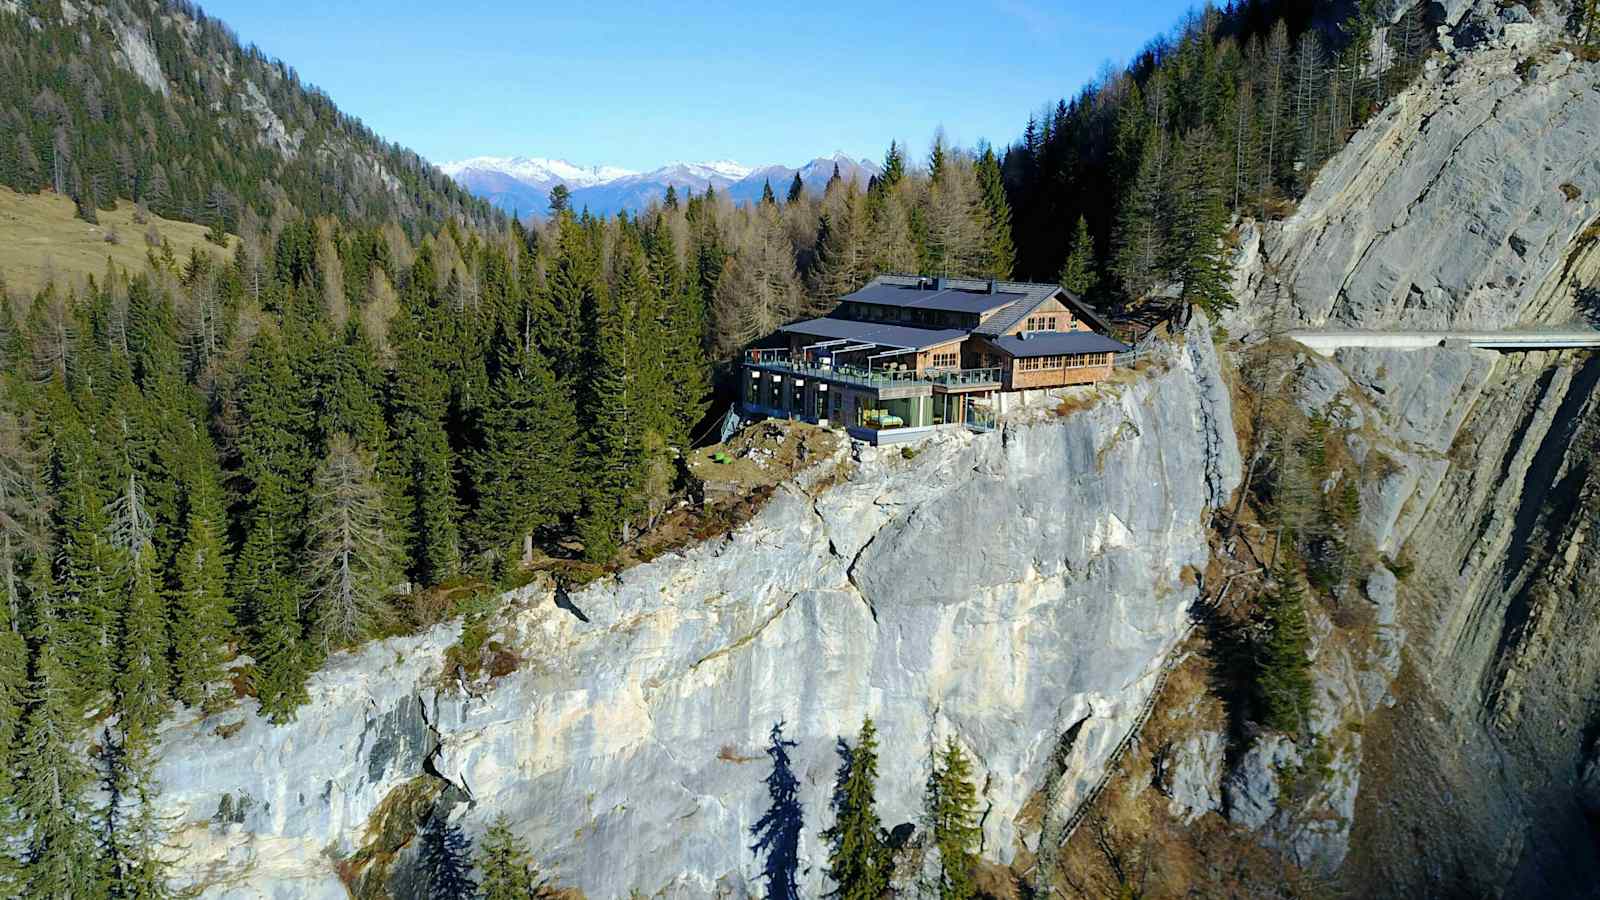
[823,717,891,900]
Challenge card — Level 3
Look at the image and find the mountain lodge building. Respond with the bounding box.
[741,275,1129,444]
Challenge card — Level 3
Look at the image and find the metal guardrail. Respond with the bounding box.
[1055,624,1196,848]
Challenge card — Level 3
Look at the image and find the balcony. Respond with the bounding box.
[744,350,998,392]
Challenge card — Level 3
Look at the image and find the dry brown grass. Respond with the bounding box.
[1050,639,1332,899]
[0,187,234,297]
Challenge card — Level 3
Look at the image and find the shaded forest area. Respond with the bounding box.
[1004,0,1432,311]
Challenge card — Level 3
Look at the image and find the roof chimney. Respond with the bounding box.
[934,276,948,291]
[987,279,998,294]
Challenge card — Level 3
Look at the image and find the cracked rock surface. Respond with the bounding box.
[154,322,1239,898]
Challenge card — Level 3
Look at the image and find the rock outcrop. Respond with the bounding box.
[155,324,1240,898]
[1219,21,1600,896]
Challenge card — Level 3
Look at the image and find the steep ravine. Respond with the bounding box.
[1213,16,1600,897]
[154,320,1241,898]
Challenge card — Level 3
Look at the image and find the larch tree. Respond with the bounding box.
[823,717,891,900]
[305,434,400,650]
[924,738,981,900]
[712,203,801,359]
[923,156,988,278]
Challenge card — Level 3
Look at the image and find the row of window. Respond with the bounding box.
[930,351,959,369]
[1016,352,1111,372]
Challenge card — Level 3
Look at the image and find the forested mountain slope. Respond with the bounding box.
[0,0,498,235]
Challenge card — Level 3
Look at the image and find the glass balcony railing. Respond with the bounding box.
[926,367,1001,387]
[745,351,999,391]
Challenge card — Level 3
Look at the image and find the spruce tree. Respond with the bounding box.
[16,639,101,899]
[247,551,309,723]
[54,417,128,712]
[787,172,805,204]
[1256,554,1315,734]
[975,148,1015,279]
[925,738,980,900]
[751,721,804,900]
[420,813,478,900]
[646,218,711,448]
[577,270,645,563]
[1112,135,1170,302]
[811,186,870,301]
[391,314,463,586]
[761,179,777,206]
[472,343,579,568]
[0,408,50,630]
[98,728,177,900]
[879,141,905,191]
[477,814,541,900]
[823,717,890,900]
[1058,215,1100,299]
[169,458,233,711]
[115,547,170,743]
[1168,127,1235,318]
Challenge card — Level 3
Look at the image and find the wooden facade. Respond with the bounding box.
[744,276,1127,442]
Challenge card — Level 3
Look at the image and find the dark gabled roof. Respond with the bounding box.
[987,331,1129,358]
[778,317,968,351]
[840,280,1025,315]
[970,282,1115,338]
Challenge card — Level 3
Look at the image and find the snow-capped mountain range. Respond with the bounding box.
[441,152,881,218]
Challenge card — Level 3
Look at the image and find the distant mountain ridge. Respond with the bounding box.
[0,0,498,234]
[444,152,881,217]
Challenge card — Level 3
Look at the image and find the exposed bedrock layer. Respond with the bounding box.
[155,319,1241,898]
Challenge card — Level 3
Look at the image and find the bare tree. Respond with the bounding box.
[305,435,400,649]
[0,411,50,624]
[923,154,989,277]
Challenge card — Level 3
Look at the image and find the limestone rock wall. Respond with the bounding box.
[154,324,1240,898]
[1216,25,1600,896]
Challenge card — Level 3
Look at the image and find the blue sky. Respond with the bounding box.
[199,0,1200,170]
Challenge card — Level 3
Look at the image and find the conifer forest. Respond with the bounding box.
[0,0,1459,893]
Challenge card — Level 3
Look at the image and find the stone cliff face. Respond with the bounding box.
[1219,18,1600,895]
[155,323,1241,898]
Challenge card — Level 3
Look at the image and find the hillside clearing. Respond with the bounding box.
[0,187,234,297]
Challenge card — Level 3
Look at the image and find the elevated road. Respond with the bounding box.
[1283,328,1600,356]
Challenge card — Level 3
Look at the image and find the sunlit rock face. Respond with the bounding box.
[155,319,1239,898]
